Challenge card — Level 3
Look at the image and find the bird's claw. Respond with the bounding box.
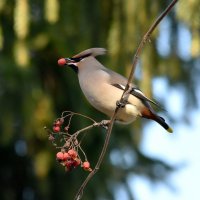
[116,100,127,108]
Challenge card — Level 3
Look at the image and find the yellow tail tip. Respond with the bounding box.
[167,127,173,133]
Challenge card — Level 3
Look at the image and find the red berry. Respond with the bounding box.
[54,120,61,126]
[63,152,70,161]
[65,160,73,167]
[53,126,60,133]
[83,161,90,169]
[56,152,64,161]
[73,158,81,167]
[82,161,92,171]
[65,160,74,171]
[68,149,78,158]
[58,58,66,66]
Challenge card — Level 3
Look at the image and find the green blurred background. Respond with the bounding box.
[0,0,200,200]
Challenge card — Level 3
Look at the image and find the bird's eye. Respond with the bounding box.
[70,57,81,62]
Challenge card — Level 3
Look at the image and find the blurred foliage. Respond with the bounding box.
[0,0,199,200]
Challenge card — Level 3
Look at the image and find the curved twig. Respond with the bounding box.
[74,0,179,199]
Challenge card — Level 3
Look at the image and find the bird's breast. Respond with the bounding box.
[78,69,143,124]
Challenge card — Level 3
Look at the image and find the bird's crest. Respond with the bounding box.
[72,48,106,59]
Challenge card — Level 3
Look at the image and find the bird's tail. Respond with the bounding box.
[154,115,173,133]
[141,106,173,133]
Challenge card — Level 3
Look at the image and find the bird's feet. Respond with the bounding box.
[116,100,128,108]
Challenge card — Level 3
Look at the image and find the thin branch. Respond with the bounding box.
[74,0,178,199]
[126,0,179,89]
[74,111,118,200]
[61,111,97,123]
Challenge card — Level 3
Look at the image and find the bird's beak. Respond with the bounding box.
[58,58,75,66]
[65,58,76,64]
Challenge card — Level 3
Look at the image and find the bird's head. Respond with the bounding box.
[58,48,106,73]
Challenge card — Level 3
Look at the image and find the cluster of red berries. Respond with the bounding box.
[46,116,92,172]
[56,149,92,172]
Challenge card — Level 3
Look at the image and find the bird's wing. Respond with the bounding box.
[130,87,162,108]
[102,68,163,109]
[103,68,133,86]
[112,83,163,109]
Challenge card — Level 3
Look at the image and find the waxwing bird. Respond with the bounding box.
[58,48,173,133]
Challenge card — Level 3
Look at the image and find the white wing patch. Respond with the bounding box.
[112,83,163,109]
[118,84,126,90]
[133,88,145,96]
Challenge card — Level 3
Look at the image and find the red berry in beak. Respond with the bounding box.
[58,58,66,66]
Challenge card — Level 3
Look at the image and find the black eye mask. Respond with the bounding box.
[71,53,92,62]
